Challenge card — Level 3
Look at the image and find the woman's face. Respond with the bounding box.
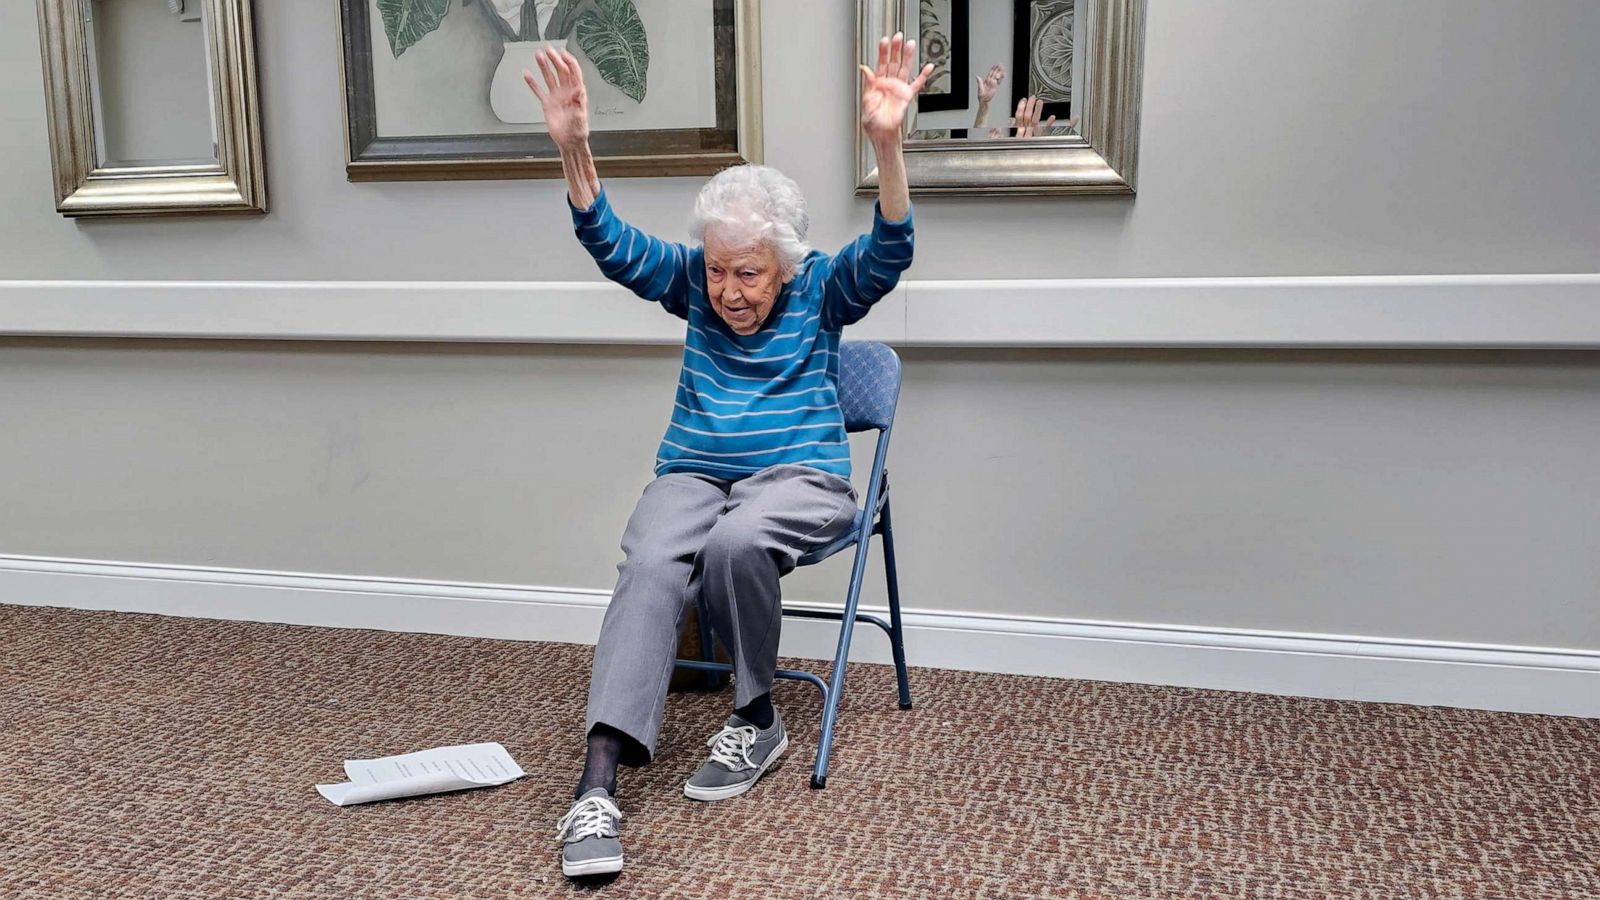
[703,228,791,335]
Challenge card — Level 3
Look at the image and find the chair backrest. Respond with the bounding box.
[837,341,901,433]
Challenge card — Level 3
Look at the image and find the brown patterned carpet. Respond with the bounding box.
[1,604,1596,899]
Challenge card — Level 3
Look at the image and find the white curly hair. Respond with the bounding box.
[688,165,812,277]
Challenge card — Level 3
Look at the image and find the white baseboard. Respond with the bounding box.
[4,274,1599,347]
[2,554,1596,718]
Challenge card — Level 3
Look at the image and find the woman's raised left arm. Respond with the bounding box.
[858,32,932,222]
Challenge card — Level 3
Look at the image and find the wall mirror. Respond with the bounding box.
[35,0,267,217]
[857,0,1144,196]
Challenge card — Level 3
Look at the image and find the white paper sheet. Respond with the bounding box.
[316,741,526,807]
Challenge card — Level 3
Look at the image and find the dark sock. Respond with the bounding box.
[734,692,774,730]
[576,724,627,799]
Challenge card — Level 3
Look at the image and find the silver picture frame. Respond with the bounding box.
[857,0,1144,196]
[34,0,267,217]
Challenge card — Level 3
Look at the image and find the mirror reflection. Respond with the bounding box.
[907,0,1080,142]
[84,0,219,167]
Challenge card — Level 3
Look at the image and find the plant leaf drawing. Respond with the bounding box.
[519,0,540,40]
[378,0,453,56]
[542,0,591,40]
[376,0,648,104]
[574,0,649,103]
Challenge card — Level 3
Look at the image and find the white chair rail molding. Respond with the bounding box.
[3,273,1600,347]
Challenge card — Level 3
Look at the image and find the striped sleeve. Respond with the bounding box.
[570,185,693,319]
[819,202,915,329]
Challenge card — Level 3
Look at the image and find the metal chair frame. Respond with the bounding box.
[672,342,910,789]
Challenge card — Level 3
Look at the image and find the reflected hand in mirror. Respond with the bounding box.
[972,64,1005,130]
[982,96,1078,139]
[1012,95,1056,137]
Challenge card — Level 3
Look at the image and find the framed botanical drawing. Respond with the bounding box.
[336,0,762,181]
[1011,0,1072,123]
[915,0,968,113]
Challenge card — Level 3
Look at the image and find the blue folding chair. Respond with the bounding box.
[673,341,910,789]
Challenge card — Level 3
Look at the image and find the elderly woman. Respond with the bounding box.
[524,34,931,879]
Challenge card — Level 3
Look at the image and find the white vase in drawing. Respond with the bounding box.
[489,39,571,125]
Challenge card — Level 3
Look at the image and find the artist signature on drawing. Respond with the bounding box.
[595,106,623,116]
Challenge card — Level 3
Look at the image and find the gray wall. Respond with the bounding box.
[5,0,1599,279]
[3,1,1599,650]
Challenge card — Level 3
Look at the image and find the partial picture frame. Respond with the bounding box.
[1011,0,1072,123]
[336,0,763,182]
[858,0,1144,196]
[34,0,267,217]
[915,0,969,113]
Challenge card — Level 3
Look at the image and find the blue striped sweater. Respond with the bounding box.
[571,186,914,481]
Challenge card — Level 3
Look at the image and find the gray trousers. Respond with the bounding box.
[586,463,858,763]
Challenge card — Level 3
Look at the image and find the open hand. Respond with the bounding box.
[975,64,1005,104]
[1012,95,1057,137]
[523,48,589,150]
[858,32,934,146]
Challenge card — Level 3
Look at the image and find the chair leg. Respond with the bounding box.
[810,681,839,789]
[881,500,912,710]
[812,617,857,788]
[811,671,848,789]
[811,540,873,789]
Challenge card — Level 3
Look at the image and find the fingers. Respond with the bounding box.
[909,62,934,95]
[555,48,584,87]
[976,63,1004,98]
[899,38,917,81]
[876,31,928,82]
[1021,96,1043,135]
[1010,98,1054,137]
[522,68,547,101]
[859,63,881,119]
[535,49,561,92]
[1013,96,1040,136]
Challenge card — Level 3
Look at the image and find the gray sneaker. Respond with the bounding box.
[683,712,789,801]
[556,788,624,878]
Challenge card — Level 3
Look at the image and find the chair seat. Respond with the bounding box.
[797,509,866,567]
[797,484,889,567]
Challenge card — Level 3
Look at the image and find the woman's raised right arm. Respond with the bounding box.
[525,50,693,316]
